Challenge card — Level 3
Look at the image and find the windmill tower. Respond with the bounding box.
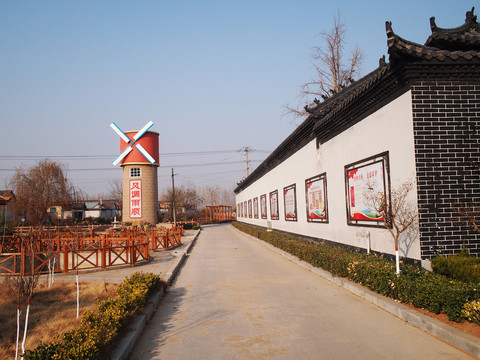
[111,122,159,225]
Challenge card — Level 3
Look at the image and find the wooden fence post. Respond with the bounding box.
[151,230,155,251]
[20,242,25,276]
[63,244,69,273]
[131,238,136,266]
[102,235,107,269]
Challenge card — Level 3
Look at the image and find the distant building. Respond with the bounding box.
[235,8,480,268]
[158,201,196,221]
[84,200,120,219]
[48,199,120,222]
[0,190,16,222]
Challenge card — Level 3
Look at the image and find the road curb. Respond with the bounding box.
[111,229,201,360]
[233,226,480,358]
[164,229,201,284]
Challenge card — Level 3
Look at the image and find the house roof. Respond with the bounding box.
[234,7,480,194]
[85,202,100,210]
[426,7,480,51]
[0,190,14,205]
[84,200,119,210]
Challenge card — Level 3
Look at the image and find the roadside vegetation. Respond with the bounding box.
[232,221,480,325]
[0,272,165,360]
[0,279,117,359]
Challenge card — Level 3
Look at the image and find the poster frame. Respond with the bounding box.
[283,183,297,222]
[305,173,328,223]
[269,190,279,220]
[344,151,391,227]
[260,194,267,219]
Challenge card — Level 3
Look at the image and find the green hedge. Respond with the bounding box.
[23,272,165,360]
[432,251,480,284]
[233,221,479,322]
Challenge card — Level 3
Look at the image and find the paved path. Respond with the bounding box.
[130,224,474,360]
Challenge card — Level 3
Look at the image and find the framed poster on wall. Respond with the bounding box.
[260,194,267,219]
[248,199,252,218]
[253,197,259,219]
[305,173,328,223]
[344,151,390,227]
[283,184,297,221]
[269,190,279,220]
[244,201,247,219]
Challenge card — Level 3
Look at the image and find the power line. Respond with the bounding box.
[0,160,263,172]
[0,149,271,161]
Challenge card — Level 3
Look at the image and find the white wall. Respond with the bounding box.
[236,91,421,260]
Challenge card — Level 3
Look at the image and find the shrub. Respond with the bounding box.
[23,272,164,360]
[232,221,479,323]
[462,300,480,324]
[432,252,480,284]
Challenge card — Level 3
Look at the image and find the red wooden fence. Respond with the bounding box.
[0,225,183,275]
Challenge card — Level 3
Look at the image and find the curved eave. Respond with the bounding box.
[387,21,480,62]
[426,32,480,51]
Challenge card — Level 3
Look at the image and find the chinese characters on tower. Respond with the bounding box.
[130,180,142,218]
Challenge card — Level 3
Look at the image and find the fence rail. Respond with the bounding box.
[0,225,183,275]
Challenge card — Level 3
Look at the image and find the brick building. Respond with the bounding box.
[235,8,480,268]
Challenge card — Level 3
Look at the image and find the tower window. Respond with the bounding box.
[130,168,141,177]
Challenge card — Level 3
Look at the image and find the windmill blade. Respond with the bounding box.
[112,146,133,166]
[133,121,154,141]
[110,123,131,144]
[135,143,155,164]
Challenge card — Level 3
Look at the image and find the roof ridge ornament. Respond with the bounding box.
[466,7,477,24]
[379,55,386,67]
[429,7,478,36]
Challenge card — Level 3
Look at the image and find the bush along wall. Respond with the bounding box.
[23,272,165,360]
[432,248,480,284]
[232,222,479,323]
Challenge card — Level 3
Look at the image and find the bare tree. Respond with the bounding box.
[219,187,235,207]
[160,184,197,219]
[454,203,480,234]
[286,12,363,118]
[9,160,77,225]
[183,184,203,210]
[11,236,40,358]
[203,186,220,206]
[365,179,418,276]
[107,178,123,208]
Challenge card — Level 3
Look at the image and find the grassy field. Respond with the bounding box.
[0,277,118,359]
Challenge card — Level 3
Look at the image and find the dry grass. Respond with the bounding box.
[0,277,118,359]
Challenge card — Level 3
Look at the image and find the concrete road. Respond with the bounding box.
[130,224,474,360]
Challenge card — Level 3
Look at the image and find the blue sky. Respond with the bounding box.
[0,1,476,197]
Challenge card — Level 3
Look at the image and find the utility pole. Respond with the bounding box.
[239,147,253,177]
[171,168,176,226]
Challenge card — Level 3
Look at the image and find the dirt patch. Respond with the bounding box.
[405,304,480,338]
[0,278,117,358]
